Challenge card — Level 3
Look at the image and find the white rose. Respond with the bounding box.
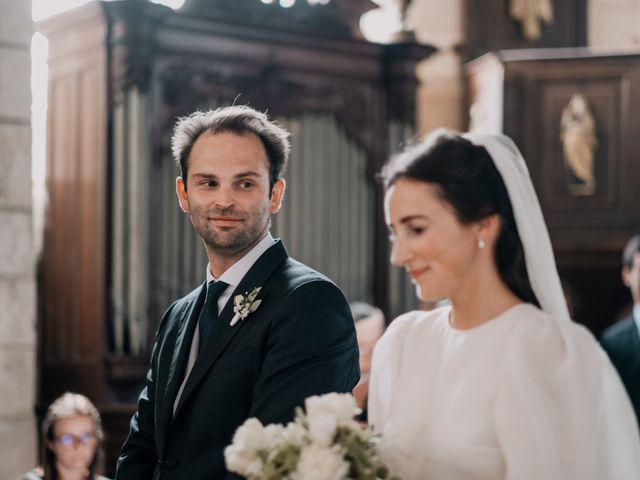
[224,418,267,476]
[290,444,349,480]
[305,393,357,424]
[307,411,337,446]
[282,421,307,444]
[263,423,286,447]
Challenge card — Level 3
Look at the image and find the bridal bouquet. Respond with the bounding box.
[224,393,398,480]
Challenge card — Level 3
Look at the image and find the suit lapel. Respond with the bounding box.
[628,316,640,365]
[173,241,289,417]
[158,284,206,439]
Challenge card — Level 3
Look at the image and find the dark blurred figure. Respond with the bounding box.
[601,234,640,427]
[21,392,109,480]
[350,302,385,422]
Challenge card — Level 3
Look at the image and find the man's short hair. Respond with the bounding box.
[171,105,291,190]
[623,234,640,268]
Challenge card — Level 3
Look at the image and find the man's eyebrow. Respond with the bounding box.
[235,171,262,178]
[190,171,264,180]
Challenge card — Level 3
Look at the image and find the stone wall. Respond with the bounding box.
[589,0,640,47]
[0,0,37,478]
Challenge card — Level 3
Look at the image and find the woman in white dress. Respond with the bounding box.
[369,130,640,480]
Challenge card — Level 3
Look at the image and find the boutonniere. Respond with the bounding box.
[229,287,263,327]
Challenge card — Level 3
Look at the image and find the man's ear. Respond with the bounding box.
[176,177,190,213]
[270,178,286,214]
[622,267,631,288]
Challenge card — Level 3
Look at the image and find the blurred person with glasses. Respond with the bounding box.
[21,392,109,480]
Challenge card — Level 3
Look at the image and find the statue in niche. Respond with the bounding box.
[509,0,554,40]
[560,93,598,196]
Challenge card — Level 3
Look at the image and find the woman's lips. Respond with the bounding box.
[408,267,429,279]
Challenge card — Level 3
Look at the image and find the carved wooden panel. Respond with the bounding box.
[39,2,108,405]
[539,80,624,219]
[501,53,640,252]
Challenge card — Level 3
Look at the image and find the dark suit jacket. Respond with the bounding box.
[601,314,640,427]
[115,240,359,479]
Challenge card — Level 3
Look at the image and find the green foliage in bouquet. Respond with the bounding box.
[224,393,399,480]
[334,425,397,480]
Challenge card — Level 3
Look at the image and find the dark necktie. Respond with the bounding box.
[198,280,228,352]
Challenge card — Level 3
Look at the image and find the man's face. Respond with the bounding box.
[623,252,640,305]
[176,131,284,258]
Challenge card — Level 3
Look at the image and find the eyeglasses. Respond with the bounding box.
[55,432,96,447]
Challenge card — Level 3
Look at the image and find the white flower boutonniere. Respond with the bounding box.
[229,287,262,327]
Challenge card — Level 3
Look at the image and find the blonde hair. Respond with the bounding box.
[42,392,103,480]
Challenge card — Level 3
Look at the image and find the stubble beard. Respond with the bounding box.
[192,205,271,259]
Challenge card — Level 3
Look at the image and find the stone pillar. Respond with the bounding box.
[0,0,37,478]
[409,0,464,134]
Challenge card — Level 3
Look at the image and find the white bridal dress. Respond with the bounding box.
[369,304,640,480]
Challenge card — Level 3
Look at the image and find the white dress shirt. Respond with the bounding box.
[205,233,275,315]
[634,304,640,340]
[173,233,275,414]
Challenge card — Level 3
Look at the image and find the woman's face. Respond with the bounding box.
[49,415,96,475]
[385,178,482,302]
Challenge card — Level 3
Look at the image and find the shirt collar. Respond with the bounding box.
[633,304,640,333]
[206,233,275,288]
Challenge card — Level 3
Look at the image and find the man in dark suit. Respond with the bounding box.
[601,234,640,428]
[115,106,359,479]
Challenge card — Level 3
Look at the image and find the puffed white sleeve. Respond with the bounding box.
[493,315,640,480]
[368,312,416,433]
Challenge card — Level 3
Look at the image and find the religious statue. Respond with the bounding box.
[560,93,598,196]
[509,0,554,41]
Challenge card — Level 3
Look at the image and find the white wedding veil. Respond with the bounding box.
[462,133,571,322]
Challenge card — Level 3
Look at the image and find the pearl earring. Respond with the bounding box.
[478,239,486,249]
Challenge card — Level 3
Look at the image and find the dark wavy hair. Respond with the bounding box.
[381,129,540,307]
[171,105,290,193]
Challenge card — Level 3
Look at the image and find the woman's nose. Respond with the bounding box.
[390,238,411,267]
